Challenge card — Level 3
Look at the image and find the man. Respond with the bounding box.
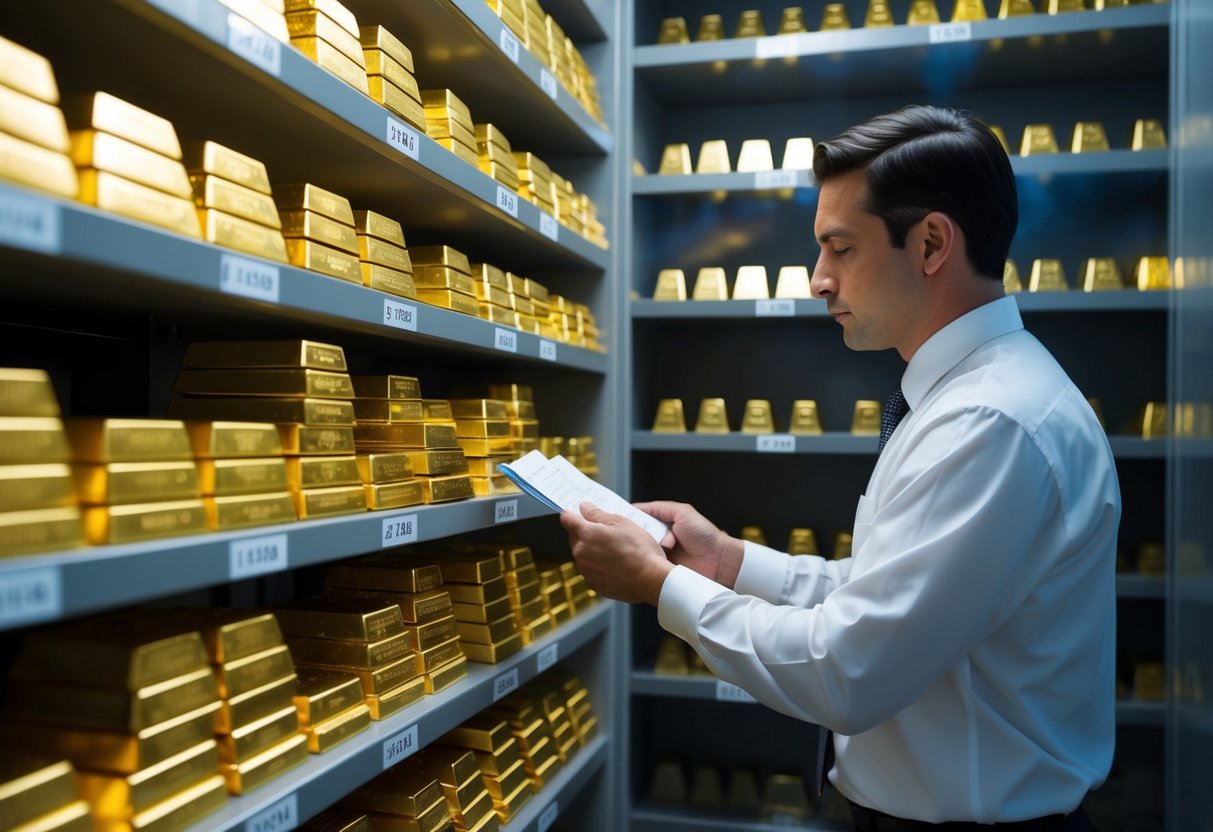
[561,106,1120,830]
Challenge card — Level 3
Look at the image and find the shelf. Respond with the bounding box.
[631,431,877,455]
[1011,149,1169,177]
[0,184,609,374]
[499,734,610,832]
[0,495,554,631]
[539,0,611,42]
[632,294,1169,319]
[182,603,613,832]
[1117,576,1166,599]
[632,805,849,832]
[633,5,1170,105]
[1115,700,1167,727]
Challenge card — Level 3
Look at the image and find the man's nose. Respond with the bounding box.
[810,257,835,298]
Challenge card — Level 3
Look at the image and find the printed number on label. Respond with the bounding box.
[540,69,558,100]
[245,794,297,832]
[755,299,795,317]
[0,567,62,627]
[382,514,418,546]
[499,28,520,62]
[227,13,281,76]
[756,434,796,453]
[539,339,557,361]
[537,643,559,673]
[929,22,972,43]
[494,328,517,353]
[493,668,519,701]
[230,534,288,580]
[383,724,419,768]
[383,299,418,331]
[496,186,519,217]
[495,500,518,524]
[539,212,559,241]
[219,254,279,303]
[386,117,420,160]
[0,191,60,254]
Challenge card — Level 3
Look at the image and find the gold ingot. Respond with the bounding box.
[421,89,473,123]
[831,531,851,558]
[989,125,1010,155]
[198,208,290,263]
[690,764,724,807]
[1081,258,1124,291]
[371,78,427,131]
[286,238,362,283]
[61,91,182,159]
[358,235,410,272]
[737,139,774,173]
[362,263,417,297]
[694,398,730,433]
[735,10,766,36]
[951,0,988,20]
[353,398,423,423]
[1029,259,1068,291]
[652,399,687,433]
[0,131,78,198]
[364,50,417,99]
[762,773,810,822]
[907,0,942,23]
[221,0,290,40]
[184,339,346,370]
[415,289,480,315]
[277,425,356,455]
[774,266,812,298]
[274,182,354,225]
[292,35,371,93]
[821,3,852,28]
[474,123,514,155]
[1003,259,1022,293]
[455,614,517,646]
[696,140,731,174]
[0,463,74,511]
[788,528,819,555]
[454,419,509,438]
[0,367,60,417]
[326,559,442,594]
[421,473,474,503]
[410,244,472,274]
[182,140,272,195]
[77,170,200,238]
[402,449,468,476]
[657,17,690,43]
[186,421,284,458]
[1046,0,1085,12]
[740,399,775,433]
[1137,542,1165,576]
[865,0,896,25]
[781,138,815,170]
[223,733,309,795]
[0,758,76,829]
[293,667,365,726]
[353,209,405,246]
[65,418,192,462]
[192,174,281,227]
[217,705,300,764]
[280,209,359,254]
[365,675,426,720]
[0,34,60,104]
[425,654,469,693]
[285,630,410,670]
[732,266,770,299]
[351,375,421,400]
[1020,124,1059,156]
[412,266,476,294]
[697,14,725,40]
[999,0,1037,16]
[83,499,207,545]
[98,774,227,829]
[851,400,881,435]
[0,417,69,464]
[1071,121,1110,153]
[70,130,191,197]
[73,461,200,505]
[692,267,729,300]
[1131,118,1167,150]
[1137,401,1168,439]
[291,484,366,518]
[169,397,353,426]
[174,367,354,399]
[788,400,823,435]
[468,474,514,496]
[304,702,371,753]
[740,525,766,545]
[359,25,413,72]
[326,654,419,697]
[354,422,456,449]
[205,492,295,530]
[778,7,808,33]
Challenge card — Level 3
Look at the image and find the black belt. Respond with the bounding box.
[848,802,1099,832]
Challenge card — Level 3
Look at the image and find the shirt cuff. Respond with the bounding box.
[735,540,791,603]
[657,565,729,647]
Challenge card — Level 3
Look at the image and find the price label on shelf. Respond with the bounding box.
[0,566,62,627]
[383,298,418,332]
[929,22,972,43]
[492,668,519,701]
[382,514,418,547]
[386,117,420,161]
[539,212,559,241]
[496,185,519,218]
[499,27,521,63]
[538,802,559,832]
[229,534,288,580]
[756,434,796,454]
[754,35,799,59]
[244,793,296,832]
[539,69,558,100]
[0,191,60,254]
[494,500,518,524]
[755,299,795,317]
[219,254,279,303]
[494,327,518,353]
[716,681,758,703]
[227,12,281,76]
[754,170,798,189]
[383,724,419,768]
[539,339,558,362]
[537,643,559,673]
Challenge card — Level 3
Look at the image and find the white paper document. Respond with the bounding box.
[498,450,671,543]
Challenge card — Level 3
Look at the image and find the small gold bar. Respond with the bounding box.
[182,140,272,195]
[76,170,200,238]
[1029,259,1068,292]
[281,209,359,253]
[449,400,509,421]
[359,25,414,72]
[779,7,809,32]
[1081,258,1124,291]
[732,266,769,300]
[657,17,690,43]
[695,140,730,174]
[0,368,60,417]
[833,531,853,558]
[169,397,354,426]
[999,0,1037,16]
[1131,118,1167,151]
[420,89,472,123]
[361,263,417,297]
[907,0,942,23]
[313,654,419,697]
[446,578,508,608]
[1071,121,1110,153]
[421,474,475,503]
[774,266,811,298]
[694,398,730,433]
[73,461,200,504]
[217,705,299,764]
[351,375,421,400]
[432,552,504,584]
[186,421,284,459]
[192,173,281,228]
[276,596,404,641]
[291,35,371,94]
[355,423,457,449]
[295,668,366,726]
[865,0,896,25]
[651,399,687,433]
[70,129,191,197]
[285,455,362,488]
[821,4,852,29]
[0,463,74,510]
[305,702,371,752]
[216,673,299,734]
[461,633,524,664]
[184,339,347,370]
[364,675,425,720]
[94,774,228,831]
[403,614,459,653]
[198,611,284,664]
[274,183,355,224]
[851,401,881,435]
[1137,402,1168,438]
[66,418,192,462]
[1003,259,1022,293]
[740,400,775,433]
[652,269,687,301]
[469,475,516,497]
[174,368,354,399]
[474,124,514,157]
[425,654,469,693]
[1135,256,1171,291]
[369,78,427,131]
[951,0,988,20]
[197,208,290,263]
[0,35,60,104]
[287,237,359,287]
[326,559,443,594]
[364,50,417,98]
[286,631,411,669]
[356,451,415,482]
[412,266,476,295]
[697,14,725,40]
[478,304,516,326]
[0,758,76,829]
[1020,124,1059,156]
[692,267,729,300]
[204,492,296,532]
[788,528,819,555]
[657,144,692,175]
[734,9,766,36]
[358,235,411,272]
[83,499,207,545]
[61,92,182,159]
[410,245,472,274]
[415,288,481,316]
[353,210,406,246]
[456,615,518,645]
[291,484,366,518]
[223,733,309,795]
[788,400,823,435]
[455,419,510,439]
[736,140,774,173]
[0,417,70,464]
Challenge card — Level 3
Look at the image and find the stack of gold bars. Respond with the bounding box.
[469,263,518,330]
[296,808,374,832]
[186,140,289,264]
[423,89,479,166]
[535,564,571,626]
[411,245,482,316]
[170,339,366,520]
[486,383,540,459]
[524,680,578,766]
[490,693,562,790]
[647,757,811,823]
[188,420,295,531]
[451,398,518,497]
[65,92,200,239]
[500,545,552,647]
[2,614,229,829]
[218,0,289,41]
[440,711,534,825]
[514,152,555,213]
[293,667,373,753]
[521,0,552,67]
[547,295,604,350]
[69,418,207,546]
[285,0,370,95]
[349,373,428,511]
[474,124,520,191]
[199,610,309,795]
[410,745,500,832]
[433,541,528,664]
[505,273,540,334]
[0,757,90,832]
[340,759,452,831]
[557,559,592,616]
[277,183,363,284]
[354,208,417,299]
[360,25,425,130]
[0,368,84,557]
[0,36,78,199]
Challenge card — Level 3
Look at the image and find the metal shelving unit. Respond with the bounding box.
[631,806,849,832]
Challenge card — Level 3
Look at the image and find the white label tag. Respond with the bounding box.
[383,298,418,331]
[0,566,62,627]
[755,299,795,317]
[493,668,519,701]
[245,793,297,832]
[494,500,518,524]
[383,724,419,768]
[499,27,521,62]
[716,681,758,703]
[756,434,797,453]
[539,212,559,241]
[537,643,559,673]
[382,514,418,546]
[929,22,972,43]
[227,12,281,76]
[386,117,420,160]
[755,35,799,59]
[494,327,518,353]
[540,69,558,100]
[219,254,279,303]
[0,191,60,254]
[755,170,798,189]
[496,185,519,217]
[539,339,558,361]
[538,802,559,832]
[229,534,288,580]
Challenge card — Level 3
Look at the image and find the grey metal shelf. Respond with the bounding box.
[632,299,829,318]
[0,184,608,374]
[541,0,611,42]
[182,604,613,832]
[631,294,1168,318]
[0,494,555,631]
[633,5,1170,105]
[1117,576,1166,599]
[632,805,850,832]
[1011,149,1170,177]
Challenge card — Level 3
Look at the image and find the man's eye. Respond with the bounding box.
[834,247,850,256]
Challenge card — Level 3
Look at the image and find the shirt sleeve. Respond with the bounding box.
[657,406,1067,735]
[735,540,854,606]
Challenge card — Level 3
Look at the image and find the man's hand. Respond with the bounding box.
[633,501,745,589]
[560,503,675,606]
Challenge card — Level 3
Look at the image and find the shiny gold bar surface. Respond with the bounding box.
[186,421,284,459]
[401,449,468,476]
[352,209,406,245]
[182,140,272,195]
[73,461,200,505]
[445,577,508,606]
[363,49,416,95]
[424,654,469,694]
[223,733,309,795]
[353,398,424,423]
[193,174,283,228]
[174,368,354,399]
[292,484,367,518]
[75,739,219,817]
[326,559,443,593]
[415,289,480,315]
[355,451,414,482]
[271,424,348,459]
[0,368,60,417]
[350,375,421,400]
[287,238,363,282]
[294,667,366,725]
[286,630,411,668]
[0,417,70,464]
[0,463,74,510]
[284,0,359,36]
[275,596,406,641]
[198,611,284,664]
[69,130,191,197]
[285,455,361,488]
[409,245,472,274]
[216,673,299,734]
[169,397,354,426]
[217,705,300,764]
[216,644,297,699]
[354,423,457,449]
[361,263,417,297]
[0,131,78,198]
[61,92,182,159]
[274,182,355,224]
[0,34,60,104]
[65,418,193,462]
[77,170,201,238]
[359,25,414,72]
[0,758,76,829]
[83,499,208,545]
[305,702,371,753]
[280,209,359,253]
[94,774,228,831]
[184,339,347,371]
[457,615,519,646]
[403,614,459,652]
[421,473,474,503]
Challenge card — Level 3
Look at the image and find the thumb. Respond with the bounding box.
[578,502,612,523]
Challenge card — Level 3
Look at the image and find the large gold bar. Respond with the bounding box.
[83,499,207,545]
[358,234,411,272]
[276,596,405,641]
[355,451,414,483]
[217,705,300,764]
[291,484,366,518]
[76,170,200,238]
[184,339,347,371]
[285,10,365,65]
[432,553,503,585]
[286,629,411,668]
[445,577,508,606]
[0,368,59,417]
[353,209,406,246]
[401,449,468,476]
[454,420,510,439]
[424,654,469,693]
[0,463,74,510]
[456,437,514,457]
[0,417,70,464]
[354,423,457,448]
[216,644,296,699]
[421,474,473,503]
[327,559,443,594]
[281,209,359,253]
[287,237,362,282]
[330,587,452,624]
[182,140,272,195]
[358,480,425,509]
[223,733,308,795]
[290,35,371,94]
[0,35,59,105]
[415,289,480,316]
[403,615,459,652]
[451,596,512,624]
[0,131,78,198]
[305,702,371,753]
[363,50,417,98]
[169,397,354,426]
[65,419,192,462]
[351,376,422,400]
[368,76,426,127]
[409,245,471,274]
[0,758,76,829]
[198,611,283,664]
[312,654,419,697]
[70,132,191,198]
[73,461,200,505]
[294,667,365,726]
[61,92,181,159]
[92,774,227,832]
[364,675,425,720]
[359,25,414,72]
[353,399,424,423]
[351,772,444,818]
[464,456,510,477]
[216,673,298,734]
[175,368,354,400]
[193,174,283,230]
[274,183,355,224]
[285,455,361,488]
[76,739,219,818]
[185,421,283,459]
[456,615,518,646]
[469,475,515,497]
[361,263,417,297]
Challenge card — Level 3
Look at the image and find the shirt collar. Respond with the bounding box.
[901,296,1023,411]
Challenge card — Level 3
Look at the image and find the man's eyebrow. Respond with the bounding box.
[816,227,854,245]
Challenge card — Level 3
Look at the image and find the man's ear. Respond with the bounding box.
[919,211,957,277]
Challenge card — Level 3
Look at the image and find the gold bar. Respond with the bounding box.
[62,92,181,159]
[1135,256,1172,291]
[359,25,414,72]
[185,339,347,371]
[732,266,769,300]
[365,675,425,720]
[446,577,508,606]
[281,209,359,253]
[326,559,443,594]
[353,772,444,818]
[169,397,354,426]
[353,399,424,423]
[692,267,728,300]
[354,423,457,448]
[93,774,227,832]
[422,400,453,421]
[290,34,371,94]
[409,245,471,274]
[455,420,510,439]
[77,170,200,238]
[286,631,411,668]
[487,759,532,803]
[349,587,453,624]
[443,718,512,755]
[363,50,416,96]
[285,455,361,488]
[425,654,469,694]
[1020,124,1059,156]
[186,421,283,458]
[452,596,513,624]
[353,209,406,246]
[0,417,70,464]
[456,437,514,457]
[351,375,421,400]
[70,130,190,197]
[202,489,294,530]
[0,35,59,104]
[0,759,76,829]
[73,461,200,504]
[305,702,371,752]
[457,615,518,645]
[421,474,474,503]
[469,475,516,497]
[216,673,299,734]
[740,399,775,433]
[0,463,73,510]
[0,131,77,198]
[477,306,513,328]
[463,456,510,477]
[199,611,283,664]
[275,596,405,641]
[294,667,366,726]
[1081,257,1124,291]
[651,399,686,433]
[217,705,299,764]
[83,499,207,545]
[355,451,414,482]
[361,263,417,297]
[420,89,472,122]
[305,654,419,697]
[223,733,309,795]
[402,614,459,652]
[192,174,283,229]
[368,76,426,128]
[1131,118,1167,151]
[220,0,290,39]
[216,644,296,699]
[174,368,354,399]
[999,0,1037,15]
[358,234,411,271]
[66,419,193,462]
[474,124,513,156]
[284,0,359,37]
[435,554,504,585]
[0,368,59,417]
[274,183,355,224]
[1029,259,1068,292]
[182,140,272,196]
[1071,121,1110,153]
[907,0,942,22]
[472,283,512,308]
[414,637,463,675]
[694,398,730,433]
[286,238,362,282]
[365,480,425,510]
[412,268,477,297]
[292,484,366,517]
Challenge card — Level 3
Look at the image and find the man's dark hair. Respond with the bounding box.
[812,105,1018,280]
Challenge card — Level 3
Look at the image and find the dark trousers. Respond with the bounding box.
[849,802,1100,832]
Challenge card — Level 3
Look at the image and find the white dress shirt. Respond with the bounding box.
[658,296,1121,823]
